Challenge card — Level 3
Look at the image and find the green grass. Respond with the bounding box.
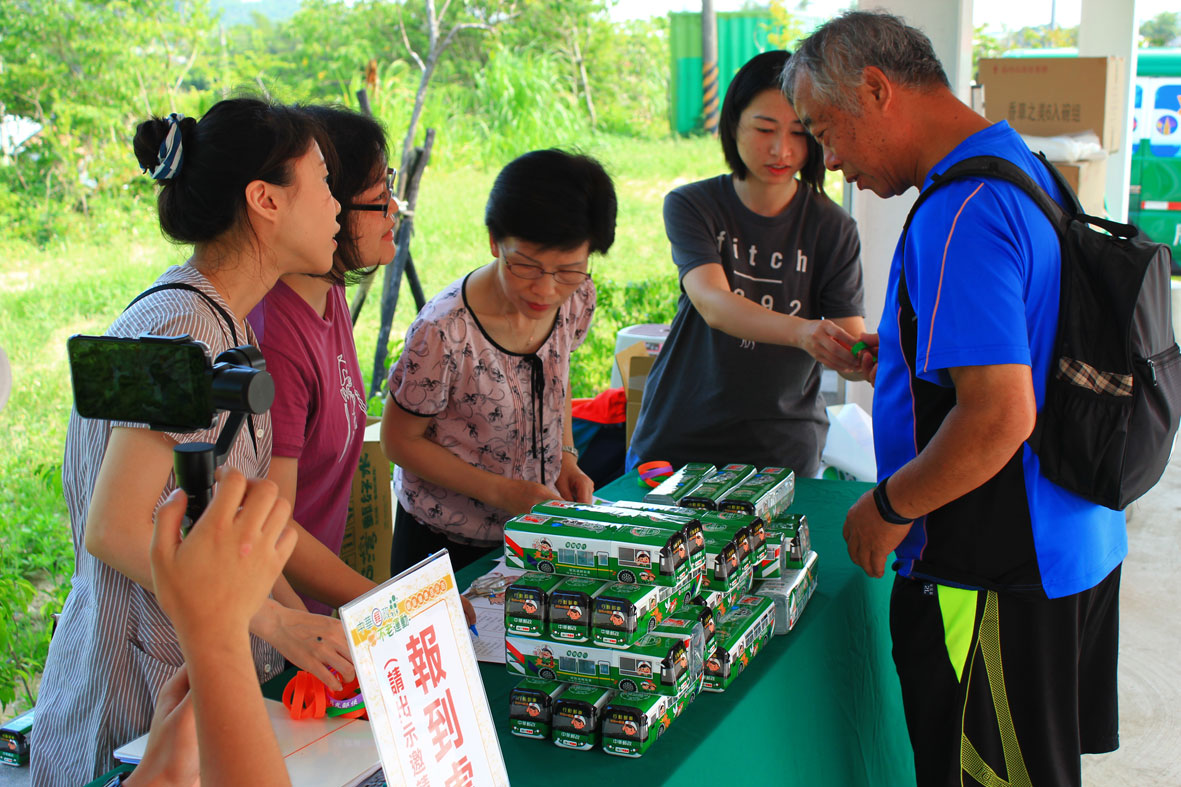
[0,132,724,713]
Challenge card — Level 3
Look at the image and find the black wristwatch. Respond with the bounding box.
[873,476,914,525]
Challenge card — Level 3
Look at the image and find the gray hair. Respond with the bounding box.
[782,10,949,114]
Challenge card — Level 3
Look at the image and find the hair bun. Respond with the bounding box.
[132,113,191,180]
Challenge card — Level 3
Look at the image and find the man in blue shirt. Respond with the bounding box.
[784,11,1126,787]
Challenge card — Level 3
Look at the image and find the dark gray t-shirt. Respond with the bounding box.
[629,175,864,475]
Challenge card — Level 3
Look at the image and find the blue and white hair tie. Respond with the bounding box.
[150,113,185,180]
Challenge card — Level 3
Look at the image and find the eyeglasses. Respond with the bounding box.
[502,250,591,286]
[345,167,397,218]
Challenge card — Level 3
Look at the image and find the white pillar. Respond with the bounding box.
[1079,0,1138,223]
[842,0,974,416]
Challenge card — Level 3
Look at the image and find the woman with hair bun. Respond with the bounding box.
[382,148,616,574]
[247,105,395,615]
[32,98,376,787]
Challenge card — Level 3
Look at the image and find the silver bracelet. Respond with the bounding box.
[561,445,579,459]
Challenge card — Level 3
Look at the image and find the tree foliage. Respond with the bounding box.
[0,0,671,244]
[1139,11,1180,47]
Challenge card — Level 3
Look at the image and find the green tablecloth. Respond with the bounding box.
[475,474,916,786]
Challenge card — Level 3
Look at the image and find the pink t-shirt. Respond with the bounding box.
[389,273,595,546]
[249,281,368,614]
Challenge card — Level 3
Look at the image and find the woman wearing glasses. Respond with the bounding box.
[247,106,395,613]
[382,148,617,573]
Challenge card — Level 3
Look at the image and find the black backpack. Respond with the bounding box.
[901,154,1181,510]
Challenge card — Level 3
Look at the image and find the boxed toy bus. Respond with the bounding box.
[505,572,568,637]
[506,630,695,698]
[703,595,776,692]
[615,499,767,564]
[718,466,795,520]
[642,462,717,506]
[652,614,707,695]
[530,500,706,590]
[504,513,691,589]
[592,581,683,649]
[601,691,681,758]
[754,550,819,635]
[679,464,756,510]
[703,532,754,595]
[548,577,609,642]
[509,678,567,739]
[766,512,811,569]
[552,684,613,750]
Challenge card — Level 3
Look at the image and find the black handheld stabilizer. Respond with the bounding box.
[67,334,274,531]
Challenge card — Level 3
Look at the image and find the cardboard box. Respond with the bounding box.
[978,57,1126,151]
[621,353,656,447]
[340,418,394,585]
[1050,157,1108,217]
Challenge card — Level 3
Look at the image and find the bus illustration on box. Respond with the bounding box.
[704,595,776,692]
[592,581,683,648]
[551,685,613,750]
[504,513,691,588]
[504,572,569,637]
[506,631,695,698]
[508,678,566,739]
[601,691,686,758]
[531,500,709,587]
[548,577,609,642]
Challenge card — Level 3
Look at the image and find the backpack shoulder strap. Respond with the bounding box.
[902,154,1072,240]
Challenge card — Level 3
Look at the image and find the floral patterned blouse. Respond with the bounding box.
[389,272,595,546]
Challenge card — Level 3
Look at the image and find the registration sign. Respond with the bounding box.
[340,551,508,787]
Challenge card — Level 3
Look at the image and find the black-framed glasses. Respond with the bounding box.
[346,167,397,217]
[502,250,591,286]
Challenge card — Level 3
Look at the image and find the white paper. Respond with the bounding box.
[462,559,524,664]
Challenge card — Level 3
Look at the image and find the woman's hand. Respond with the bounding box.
[126,666,199,787]
[556,453,594,504]
[250,602,355,691]
[494,478,562,515]
[794,319,862,374]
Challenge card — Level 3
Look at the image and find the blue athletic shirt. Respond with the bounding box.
[874,121,1126,599]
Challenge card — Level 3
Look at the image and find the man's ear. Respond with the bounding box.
[860,66,894,113]
[243,179,281,228]
[488,232,500,259]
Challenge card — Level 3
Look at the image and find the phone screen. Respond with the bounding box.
[68,334,214,432]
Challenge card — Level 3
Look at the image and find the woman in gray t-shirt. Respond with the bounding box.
[629,51,870,476]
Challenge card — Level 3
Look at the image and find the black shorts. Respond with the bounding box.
[890,567,1120,787]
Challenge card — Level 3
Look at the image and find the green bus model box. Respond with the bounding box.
[754,550,819,635]
[592,581,686,649]
[718,466,795,520]
[548,577,610,643]
[601,691,686,758]
[504,513,692,589]
[767,512,811,569]
[505,572,569,637]
[530,500,707,590]
[0,707,33,767]
[703,531,755,595]
[643,462,717,505]
[653,614,708,694]
[506,628,697,697]
[703,595,776,692]
[508,678,567,739]
[680,463,756,510]
[615,499,768,565]
[552,684,613,750]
